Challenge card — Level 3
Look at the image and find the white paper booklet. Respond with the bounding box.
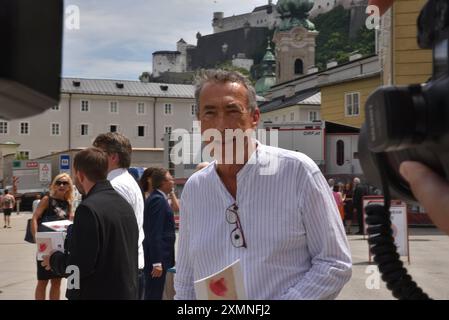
[42,220,73,232]
[35,232,66,261]
[194,260,247,300]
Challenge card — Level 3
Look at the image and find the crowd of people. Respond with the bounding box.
[26,133,179,300]
[31,132,210,300]
[2,68,447,301]
[24,70,353,300]
[328,178,380,235]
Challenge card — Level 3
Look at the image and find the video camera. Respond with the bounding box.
[359,0,448,203]
[0,0,63,120]
[358,0,448,300]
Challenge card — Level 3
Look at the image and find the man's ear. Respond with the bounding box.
[78,170,86,184]
[110,153,119,165]
[251,108,261,128]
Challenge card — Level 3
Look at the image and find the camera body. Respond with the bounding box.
[0,0,63,120]
[359,0,449,203]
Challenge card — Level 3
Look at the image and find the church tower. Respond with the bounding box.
[273,0,318,83]
[255,40,277,96]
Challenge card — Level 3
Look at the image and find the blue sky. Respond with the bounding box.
[62,0,270,80]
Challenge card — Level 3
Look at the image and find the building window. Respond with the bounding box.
[137,102,146,115]
[290,112,295,121]
[294,59,304,75]
[110,101,119,114]
[191,104,197,116]
[51,105,60,111]
[345,92,360,116]
[110,125,119,133]
[309,111,318,122]
[80,124,89,136]
[51,123,60,136]
[81,100,89,112]
[283,115,286,122]
[137,126,146,137]
[0,121,8,134]
[165,126,172,134]
[20,122,30,135]
[336,140,345,166]
[165,103,173,115]
[275,116,279,122]
[18,151,30,160]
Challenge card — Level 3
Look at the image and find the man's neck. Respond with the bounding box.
[83,181,96,196]
[157,189,169,199]
[108,165,121,173]
[216,140,257,179]
[216,164,244,180]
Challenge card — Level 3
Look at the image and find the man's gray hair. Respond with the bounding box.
[194,69,258,116]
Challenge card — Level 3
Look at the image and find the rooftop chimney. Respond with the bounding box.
[307,66,319,74]
[349,53,363,61]
[326,60,338,69]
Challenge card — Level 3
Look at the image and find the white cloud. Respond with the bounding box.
[64,58,152,80]
[63,0,270,79]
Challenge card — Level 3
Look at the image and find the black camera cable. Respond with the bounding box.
[364,153,431,300]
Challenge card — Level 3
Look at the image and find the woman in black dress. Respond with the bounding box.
[31,173,74,300]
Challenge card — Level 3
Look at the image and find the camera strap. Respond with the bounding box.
[365,153,431,300]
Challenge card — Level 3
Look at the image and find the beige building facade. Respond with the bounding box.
[0,78,196,160]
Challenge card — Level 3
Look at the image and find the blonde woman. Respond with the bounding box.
[31,173,74,300]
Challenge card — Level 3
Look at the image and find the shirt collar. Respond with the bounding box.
[157,189,169,200]
[107,168,128,180]
[211,141,263,183]
[212,140,261,171]
[86,180,114,198]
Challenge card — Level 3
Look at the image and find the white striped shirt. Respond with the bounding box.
[108,168,145,270]
[174,143,352,300]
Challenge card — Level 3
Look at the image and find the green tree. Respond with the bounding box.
[352,27,375,56]
[215,61,254,83]
[312,5,375,70]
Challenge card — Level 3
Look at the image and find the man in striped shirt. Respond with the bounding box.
[174,70,352,300]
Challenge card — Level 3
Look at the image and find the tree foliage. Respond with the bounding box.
[312,5,375,70]
[215,61,254,83]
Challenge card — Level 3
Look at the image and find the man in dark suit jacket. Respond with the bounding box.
[42,148,138,300]
[143,168,176,300]
[353,178,369,235]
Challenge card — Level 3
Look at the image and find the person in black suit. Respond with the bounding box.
[143,167,176,300]
[353,178,369,235]
[42,148,138,300]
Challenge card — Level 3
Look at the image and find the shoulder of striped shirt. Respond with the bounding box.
[183,146,321,192]
[183,164,214,192]
[261,145,321,175]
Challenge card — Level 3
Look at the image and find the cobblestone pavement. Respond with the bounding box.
[1,213,448,300]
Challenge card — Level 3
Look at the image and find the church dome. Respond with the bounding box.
[255,76,277,95]
[262,45,276,62]
[276,0,315,17]
[276,0,316,31]
[256,42,277,95]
